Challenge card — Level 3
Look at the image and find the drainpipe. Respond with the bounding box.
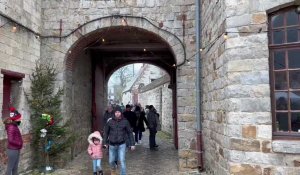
[196,0,204,172]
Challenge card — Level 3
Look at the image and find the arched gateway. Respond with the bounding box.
[55,16,193,172]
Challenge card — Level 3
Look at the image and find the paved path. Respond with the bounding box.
[24,131,188,175]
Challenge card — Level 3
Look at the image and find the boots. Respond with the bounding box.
[98,170,103,175]
[111,169,117,175]
[93,172,97,175]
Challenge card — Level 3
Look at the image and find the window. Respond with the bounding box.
[269,7,300,139]
[1,69,25,119]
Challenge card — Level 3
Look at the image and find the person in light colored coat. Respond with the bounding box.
[87,131,104,175]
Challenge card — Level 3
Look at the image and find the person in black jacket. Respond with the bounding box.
[102,105,117,165]
[147,105,159,151]
[133,106,149,145]
[103,105,114,125]
[103,107,135,175]
[123,104,137,130]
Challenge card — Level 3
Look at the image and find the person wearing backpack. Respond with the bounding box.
[133,106,149,145]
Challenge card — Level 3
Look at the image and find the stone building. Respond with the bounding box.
[0,0,300,174]
[201,0,300,174]
[138,75,173,135]
[121,64,173,135]
[122,64,164,105]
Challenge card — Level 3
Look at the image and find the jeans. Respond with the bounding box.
[134,130,143,143]
[149,129,157,148]
[6,149,20,175]
[92,159,102,172]
[109,143,126,175]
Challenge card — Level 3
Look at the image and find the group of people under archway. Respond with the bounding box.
[87,103,161,175]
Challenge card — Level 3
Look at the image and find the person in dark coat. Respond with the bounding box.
[133,106,149,145]
[103,105,114,125]
[147,105,159,151]
[122,104,137,131]
[103,107,135,175]
[102,105,117,165]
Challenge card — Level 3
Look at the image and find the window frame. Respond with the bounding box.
[1,69,25,120]
[269,6,300,140]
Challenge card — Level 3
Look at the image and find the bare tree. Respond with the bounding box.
[114,65,134,101]
[115,65,134,88]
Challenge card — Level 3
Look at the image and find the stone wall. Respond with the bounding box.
[138,76,173,135]
[2,0,300,174]
[68,52,92,158]
[202,0,300,174]
[41,0,197,172]
[161,84,173,134]
[201,0,229,174]
[122,64,165,105]
[135,64,164,86]
[0,0,42,174]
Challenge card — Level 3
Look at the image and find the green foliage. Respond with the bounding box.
[26,61,73,168]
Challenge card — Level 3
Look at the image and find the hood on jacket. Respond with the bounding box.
[88,131,103,145]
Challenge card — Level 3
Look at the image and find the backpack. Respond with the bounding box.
[107,117,112,123]
[135,111,140,127]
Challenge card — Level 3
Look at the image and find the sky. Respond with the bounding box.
[108,63,143,87]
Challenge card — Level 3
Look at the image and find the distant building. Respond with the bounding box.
[122,64,173,135]
[122,64,163,105]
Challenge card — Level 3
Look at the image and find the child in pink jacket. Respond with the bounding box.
[87,131,103,175]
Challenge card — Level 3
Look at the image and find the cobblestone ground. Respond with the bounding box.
[23,131,202,175]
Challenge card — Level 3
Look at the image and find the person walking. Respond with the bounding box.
[120,103,125,112]
[103,105,114,125]
[102,105,118,166]
[122,105,137,148]
[103,107,135,175]
[144,105,149,116]
[87,131,104,175]
[133,106,149,145]
[147,105,159,151]
[3,107,23,175]
[122,104,137,130]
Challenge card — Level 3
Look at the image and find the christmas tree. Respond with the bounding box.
[26,61,74,170]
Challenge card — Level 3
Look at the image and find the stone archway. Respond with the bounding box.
[64,15,186,71]
[59,16,185,158]
[88,26,179,147]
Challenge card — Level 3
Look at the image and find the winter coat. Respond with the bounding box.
[103,116,134,147]
[147,110,160,132]
[123,110,137,130]
[5,123,23,150]
[87,131,103,160]
[133,111,149,132]
[155,111,161,131]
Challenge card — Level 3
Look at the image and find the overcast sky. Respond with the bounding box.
[108,63,143,87]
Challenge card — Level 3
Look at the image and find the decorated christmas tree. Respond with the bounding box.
[26,61,73,171]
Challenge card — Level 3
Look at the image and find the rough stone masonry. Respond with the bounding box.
[202,0,300,174]
[1,0,300,174]
[0,0,198,174]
